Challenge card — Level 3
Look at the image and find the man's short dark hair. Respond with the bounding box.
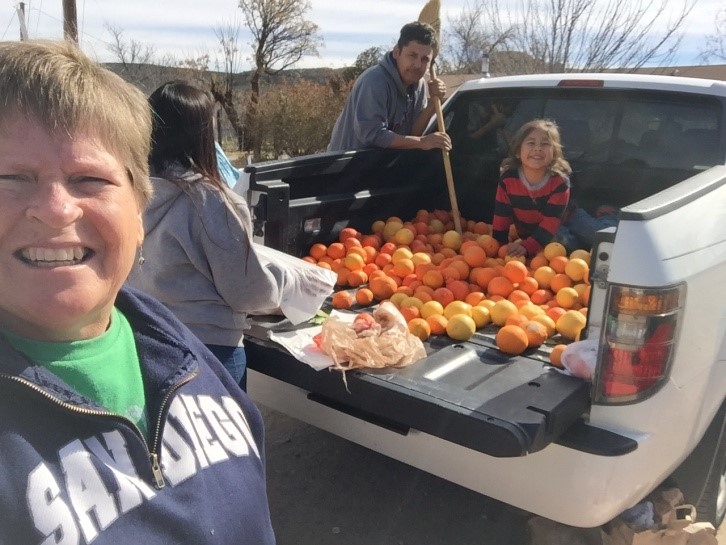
[397,21,437,51]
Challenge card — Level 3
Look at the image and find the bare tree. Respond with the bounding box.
[443,0,694,75]
[210,22,247,151]
[701,5,726,63]
[238,0,323,158]
[440,2,513,74]
[104,24,158,84]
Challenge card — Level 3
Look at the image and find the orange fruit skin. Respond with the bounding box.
[370,275,398,301]
[327,242,346,260]
[355,288,374,306]
[550,273,573,293]
[495,325,529,355]
[309,243,328,260]
[339,227,360,242]
[549,255,569,274]
[488,276,514,298]
[427,314,448,336]
[524,321,548,348]
[331,291,353,309]
[503,260,528,284]
[549,344,567,367]
[408,318,431,341]
[346,270,368,287]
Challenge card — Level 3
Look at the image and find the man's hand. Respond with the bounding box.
[420,131,451,151]
[428,77,446,101]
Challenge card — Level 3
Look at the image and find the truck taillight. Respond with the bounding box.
[594,284,685,404]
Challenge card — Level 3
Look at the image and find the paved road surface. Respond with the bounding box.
[261,406,725,545]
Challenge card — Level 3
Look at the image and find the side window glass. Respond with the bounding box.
[619,101,721,170]
[543,99,617,162]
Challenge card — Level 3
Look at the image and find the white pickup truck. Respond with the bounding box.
[239,73,726,528]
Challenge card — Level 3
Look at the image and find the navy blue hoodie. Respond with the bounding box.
[0,287,275,545]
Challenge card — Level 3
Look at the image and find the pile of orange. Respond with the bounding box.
[312,210,591,358]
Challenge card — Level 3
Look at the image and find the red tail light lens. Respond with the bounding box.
[595,284,684,403]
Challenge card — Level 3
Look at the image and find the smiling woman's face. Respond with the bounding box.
[0,115,144,342]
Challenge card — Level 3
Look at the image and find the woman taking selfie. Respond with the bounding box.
[0,40,275,545]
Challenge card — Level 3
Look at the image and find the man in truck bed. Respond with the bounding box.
[327,21,451,152]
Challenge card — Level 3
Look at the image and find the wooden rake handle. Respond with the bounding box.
[429,64,462,234]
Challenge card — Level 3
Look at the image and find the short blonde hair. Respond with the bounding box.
[501,118,572,177]
[0,40,153,206]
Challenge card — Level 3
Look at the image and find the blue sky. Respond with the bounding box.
[1,0,721,69]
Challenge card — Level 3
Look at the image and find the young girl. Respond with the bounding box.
[491,119,572,258]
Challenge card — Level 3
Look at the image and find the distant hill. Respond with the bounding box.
[102,62,345,95]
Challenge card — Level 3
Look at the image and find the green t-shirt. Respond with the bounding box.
[2,308,148,438]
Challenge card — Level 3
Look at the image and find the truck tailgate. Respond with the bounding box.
[244,321,590,457]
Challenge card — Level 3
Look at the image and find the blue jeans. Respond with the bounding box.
[556,208,618,251]
[205,344,247,391]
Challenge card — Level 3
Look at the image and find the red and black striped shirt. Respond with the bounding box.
[491,168,571,256]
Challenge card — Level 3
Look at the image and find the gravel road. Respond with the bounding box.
[260,406,726,545]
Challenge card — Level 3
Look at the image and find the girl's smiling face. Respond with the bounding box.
[0,115,144,341]
[518,128,554,182]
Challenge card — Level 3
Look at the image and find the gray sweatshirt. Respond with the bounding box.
[126,164,282,347]
[327,52,428,151]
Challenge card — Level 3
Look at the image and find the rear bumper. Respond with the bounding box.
[245,331,632,457]
[249,370,648,527]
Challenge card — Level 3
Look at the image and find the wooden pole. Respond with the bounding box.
[418,0,462,233]
[62,0,79,44]
[430,65,462,234]
[17,3,28,40]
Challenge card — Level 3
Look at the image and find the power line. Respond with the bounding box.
[0,10,16,41]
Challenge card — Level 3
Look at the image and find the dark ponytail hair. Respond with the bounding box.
[148,80,223,189]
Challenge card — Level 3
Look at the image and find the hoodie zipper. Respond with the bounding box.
[0,370,198,489]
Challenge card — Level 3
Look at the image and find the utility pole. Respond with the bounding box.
[16,2,28,41]
[62,0,78,43]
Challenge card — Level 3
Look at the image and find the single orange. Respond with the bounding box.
[331,291,353,309]
[528,253,549,270]
[550,273,573,293]
[462,245,487,268]
[339,227,360,242]
[524,321,548,348]
[448,280,470,302]
[408,318,431,341]
[327,242,346,260]
[427,314,448,336]
[347,269,368,287]
[549,344,567,367]
[487,276,515,298]
[433,287,455,308]
[505,313,529,328]
[496,325,529,355]
[508,289,530,306]
[370,275,398,301]
[309,243,327,261]
[355,288,374,306]
[503,260,528,284]
[549,255,569,274]
[518,276,539,295]
[530,288,554,305]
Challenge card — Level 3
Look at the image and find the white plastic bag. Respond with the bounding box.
[561,338,599,380]
[251,243,336,325]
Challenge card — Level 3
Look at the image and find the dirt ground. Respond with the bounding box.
[260,405,725,545]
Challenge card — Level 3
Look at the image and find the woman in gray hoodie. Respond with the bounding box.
[127,81,282,390]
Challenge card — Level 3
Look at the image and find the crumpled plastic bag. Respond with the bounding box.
[318,302,426,372]
[561,338,599,380]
